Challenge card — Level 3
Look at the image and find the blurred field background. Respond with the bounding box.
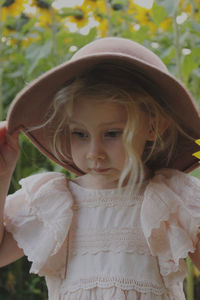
[0,0,200,299]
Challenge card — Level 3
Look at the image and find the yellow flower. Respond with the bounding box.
[98,17,108,37]
[93,1,108,36]
[160,18,172,31]
[68,5,89,28]
[83,0,98,10]
[37,8,52,26]
[129,3,156,35]
[96,0,107,14]
[134,5,150,24]
[1,0,26,22]
[83,0,106,16]
[193,139,200,161]
[128,1,137,15]
[93,0,107,26]
[179,0,192,14]
[34,0,51,9]
[31,0,54,26]
[194,265,200,277]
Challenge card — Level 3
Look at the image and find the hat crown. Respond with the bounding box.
[72,37,169,73]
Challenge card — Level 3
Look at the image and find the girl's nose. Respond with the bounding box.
[86,140,106,161]
[87,152,106,160]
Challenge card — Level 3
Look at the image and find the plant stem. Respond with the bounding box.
[105,0,112,36]
[173,10,183,81]
[50,5,59,65]
[190,0,195,49]
[186,256,194,300]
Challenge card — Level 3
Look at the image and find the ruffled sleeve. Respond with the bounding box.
[4,172,73,278]
[141,168,200,287]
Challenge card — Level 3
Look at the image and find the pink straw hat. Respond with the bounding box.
[6,37,200,175]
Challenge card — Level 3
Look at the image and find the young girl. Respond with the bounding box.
[1,37,200,300]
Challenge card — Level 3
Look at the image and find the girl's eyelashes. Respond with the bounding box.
[104,130,123,138]
[70,129,123,139]
[71,130,88,138]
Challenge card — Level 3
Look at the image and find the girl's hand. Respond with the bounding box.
[0,121,20,178]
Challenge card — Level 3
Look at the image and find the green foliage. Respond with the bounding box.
[0,0,200,299]
[156,0,180,16]
[152,2,168,25]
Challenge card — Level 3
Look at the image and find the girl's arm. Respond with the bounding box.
[0,231,24,267]
[189,233,200,270]
[0,121,24,266]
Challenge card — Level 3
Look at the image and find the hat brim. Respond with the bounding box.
[7,53,200,174]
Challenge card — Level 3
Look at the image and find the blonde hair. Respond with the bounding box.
[41,62,188,193]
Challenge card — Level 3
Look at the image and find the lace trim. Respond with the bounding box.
[69,227,150,255]
[61,275,166,295]
[69,181,146,208]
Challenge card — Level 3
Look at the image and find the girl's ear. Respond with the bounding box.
[147,117,171,141]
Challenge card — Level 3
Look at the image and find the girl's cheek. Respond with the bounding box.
[71,136,86,147]
[105,138,125,151]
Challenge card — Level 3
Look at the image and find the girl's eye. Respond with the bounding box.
[104,131,123,138]
[71,131,88,138]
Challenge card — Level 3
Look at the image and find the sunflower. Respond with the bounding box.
[193,139,200,162]
[34,0,51,9]
[98,17,108,36]
[93,0,107,24]
[96,0,107,14]
[83,0,97,10]
[37,9,52,26]
[160,18,172,31]
[68,5,89,29]
[128,3,156,34]
[1,0,26,22]
[92,0,108,37]
[32,0,54,27]
[179,0,192,14]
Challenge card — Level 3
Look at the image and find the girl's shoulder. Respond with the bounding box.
[142,167,200,240]
[147,167,200,198]
[5,171,74,277]
[18,171,69,193]
[141,168,200,287]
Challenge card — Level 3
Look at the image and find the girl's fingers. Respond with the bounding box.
[0,121,8,145]
[0,121,20,150]
[7,130,20,150]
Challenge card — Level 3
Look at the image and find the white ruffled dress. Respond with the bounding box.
[4,169,200,300]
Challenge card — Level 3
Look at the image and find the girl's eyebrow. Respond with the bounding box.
[103,120,126,124]
[69,121,82,124]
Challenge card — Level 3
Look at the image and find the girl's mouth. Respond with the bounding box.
[92,168,111,173]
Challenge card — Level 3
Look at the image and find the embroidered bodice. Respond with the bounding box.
[4,169,200,300]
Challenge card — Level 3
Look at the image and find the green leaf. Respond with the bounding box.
[182,52,197,83]
[21,17,37,34]
[152,2,168,25]
[26,40,53,74]
[0,0,5,5]
[190,167,200,179]
[126,25,150,43]
[8,69,24,78]
[155,0,180,16]
[59,7,84,18]
[161,46,175,65]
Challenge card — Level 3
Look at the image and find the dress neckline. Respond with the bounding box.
[68,179,149,208]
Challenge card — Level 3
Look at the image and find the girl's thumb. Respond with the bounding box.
[7,129,20,150]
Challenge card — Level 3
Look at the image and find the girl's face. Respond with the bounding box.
[69,99,147,189]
